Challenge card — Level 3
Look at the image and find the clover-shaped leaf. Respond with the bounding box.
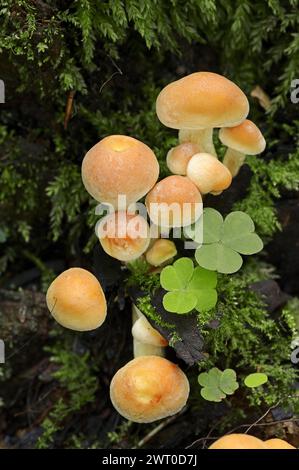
[198,368,225,402]
[162,291,198,314]
[219,369,239,395]
[160,258,217,314]
[160,257,194,291]
[198,368,239,402]
[194,208,263,274]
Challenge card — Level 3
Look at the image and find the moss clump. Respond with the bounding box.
[37,343,98,449]
[197,265,299,412]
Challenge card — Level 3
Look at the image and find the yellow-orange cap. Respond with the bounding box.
[82,135,159,208]
[264,438,296,449]
[145,175,202,227]
[219,119,266,155]
[110,356,189,423]
[97,211,150,262]
[187,153,232,194]
[145,239,177,266]
[166,142,200,175]
[46,268,107,331]
[156,72,249,130]
[209,433,267,449]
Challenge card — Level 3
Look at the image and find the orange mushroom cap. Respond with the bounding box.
[156,72,249,130]
[46,268,107,331]
[110,356,189,423]
[82,135,159,208]
[219,119,266,155]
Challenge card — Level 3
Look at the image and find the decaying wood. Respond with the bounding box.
[0,289,49,342]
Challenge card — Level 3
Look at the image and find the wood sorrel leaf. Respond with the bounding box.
[244,372,268,388]
[161,260,218,314]
[160,257,194,291]
[195,209,263,273]
[195,243,243,274]
[202,208,223,244]
[162,290,198,314]
[219,369,239,395]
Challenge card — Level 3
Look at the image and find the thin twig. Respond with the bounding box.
[243,401,280,435]
[98,55,123,94]
[135,408,186,448]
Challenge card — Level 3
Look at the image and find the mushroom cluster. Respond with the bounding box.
[45,71,268,428]
[156,71,266,180]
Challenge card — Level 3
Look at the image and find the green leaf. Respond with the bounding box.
[160,265,182,291]
[189,266,217,289]
[202,208,223,244]
[188,267,218,311]
[174,257,194,286]
[194,209,264,274]
[198,368,225,402]
[184,217,203,244]
[162,291,197,314]
[194,288,218,312]
[201,386,226,402]
[161,259,218,314]
[222,212,263,255]
[244,373,268,388]
[219,369,239,395]
[160,258,194,291]
[195,243,243,274]
[226,233,263,255]
[198,368,222,387]
[223,211,255,237]
[198,368,239,402]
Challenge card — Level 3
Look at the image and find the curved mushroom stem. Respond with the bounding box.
[223,148,246,177]
[132,304,165,358]
[179,128,217,158]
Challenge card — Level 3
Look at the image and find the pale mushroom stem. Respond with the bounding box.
[223,148,246,177]
[132,304,165,358]
[179,128,217,158]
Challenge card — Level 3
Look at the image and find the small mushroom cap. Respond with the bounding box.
[82,135,159,207]
[166,143,200,175]
[264,439,296,449]
[110,356,189,423]
[209,434,267,449]
[46,268,107,331]
[145,239,177,266]
[145,175,202,228]
[219,119,266,155]
[187,153,232,194]
[97,211,150,262]
[132,317,168,347]
[156,72,249,130]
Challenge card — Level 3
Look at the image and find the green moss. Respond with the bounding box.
[137,295,175,330]
[234,150,299,239]
[126,259,160,293]
[197,266,299,411]
[36,342,98,449]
